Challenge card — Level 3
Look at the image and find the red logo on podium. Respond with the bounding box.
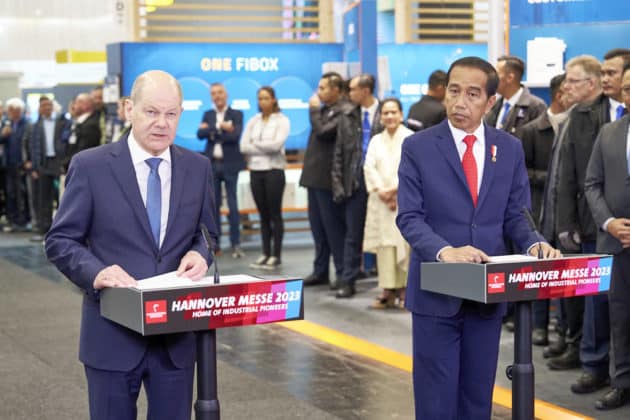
[145,300,167,324]
[487,273,505,294]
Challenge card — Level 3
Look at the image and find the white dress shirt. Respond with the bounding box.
[448,120,486,194]
[128,131,172,247]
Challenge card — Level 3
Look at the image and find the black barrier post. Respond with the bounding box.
[511,301,535,420]
[195,330,220,420]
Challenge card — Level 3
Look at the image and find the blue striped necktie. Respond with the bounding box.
[145,158,162,247]
[362,110,371,160]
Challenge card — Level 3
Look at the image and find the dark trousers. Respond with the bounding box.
[411,306,502,420]
[212,161,240,248]
[580,241,610,376]
[36,171,58,234]
[250,169,285,259]
[340,181,367,285]
[5,166,27,226]
[610,250,630,388]
[84,341,194,420]
[533,299,549,330]
[307,187,345,279]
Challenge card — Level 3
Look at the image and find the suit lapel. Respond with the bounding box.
[108,136,156,248]
[477,125,497,209]
[163,145,188,245]
[435,122,469,191]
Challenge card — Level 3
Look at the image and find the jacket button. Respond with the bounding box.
[471,224,477,229]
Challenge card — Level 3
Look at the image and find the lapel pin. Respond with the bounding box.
[491,145,497,162]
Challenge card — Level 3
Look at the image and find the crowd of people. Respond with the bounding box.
[0,87,130,241]
[4,49,630,414]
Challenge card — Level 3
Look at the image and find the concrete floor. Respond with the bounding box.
[0,230,626,419]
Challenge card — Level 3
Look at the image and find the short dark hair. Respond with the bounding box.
[549,73,565,98]
[604,48,630,62]
[321,71,344,91]
[428,70,447,89]
[39,95,51,103]
[498,55,525,82]
[380,97,403,112]
[257,86,280,113]
[622,62,630,78]
[356,73,376,94]
[447,56,499,97]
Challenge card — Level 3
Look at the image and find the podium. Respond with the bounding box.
[100,274,304,420]
[421,254,612,420]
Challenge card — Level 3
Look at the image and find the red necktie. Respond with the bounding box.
[462,134,478,207]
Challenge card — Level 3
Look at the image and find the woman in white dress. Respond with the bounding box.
[240,86,290,270]
[363,98,413,309]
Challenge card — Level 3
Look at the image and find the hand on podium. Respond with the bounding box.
[93,264,137,289]
[439,246,489,263]
[176,250,208,280]
[527,242,562,259]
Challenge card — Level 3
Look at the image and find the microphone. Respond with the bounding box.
[522,206,543,260]
[200,223,220,284]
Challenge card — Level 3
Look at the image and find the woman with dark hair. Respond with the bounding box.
[240,86,290,269]
[363,97,412,308]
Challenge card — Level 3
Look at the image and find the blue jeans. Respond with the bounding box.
[580,241,610,377]
[212,161,240,248]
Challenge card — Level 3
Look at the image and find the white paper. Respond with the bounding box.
[135,271,264,291]
[488,254,538,264]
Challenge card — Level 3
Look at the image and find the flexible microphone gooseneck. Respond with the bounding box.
[200,223,220,284]
[522,206,543,260]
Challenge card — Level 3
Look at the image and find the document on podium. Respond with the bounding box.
[135,271,264,290]
[488,254,538,264]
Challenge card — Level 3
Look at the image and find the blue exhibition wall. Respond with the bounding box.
[379,43,487,116]
[108,42,344,152]
[509,0,630,80]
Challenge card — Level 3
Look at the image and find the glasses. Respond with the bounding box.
[564,77,591,85]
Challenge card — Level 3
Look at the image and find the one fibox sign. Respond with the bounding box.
[141,279,303,335]
[485,255,612,303]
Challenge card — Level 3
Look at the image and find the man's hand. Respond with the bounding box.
[308,94,321,108]
[199,122,209,130]
[93,265,137,290]
[439,246,489,263]
[220,120,234,132]
[607,218,630,247]
[528,242,562,259]
[558,231,581,251]
[31,170,39,180]
[1,125,11,137]
[176,250,208,280]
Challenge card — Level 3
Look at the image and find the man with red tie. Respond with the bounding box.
[397,56,560,419]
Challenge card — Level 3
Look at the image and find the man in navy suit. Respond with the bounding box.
[197,83,245,258]
[46,70,217,420]
[396,57,560,419]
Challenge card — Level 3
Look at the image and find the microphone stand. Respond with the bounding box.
[195,224,220,420]
[508,208,541,420]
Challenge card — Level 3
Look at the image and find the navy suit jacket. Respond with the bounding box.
[45,133,217,371]
[196,107,245,173]
[397,120,540,318]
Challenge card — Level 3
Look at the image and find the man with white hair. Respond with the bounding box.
[0,97,30,231]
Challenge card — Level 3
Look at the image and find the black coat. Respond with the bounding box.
[556,94,610,242]
[515,111,554,221]
[406,95,446,132]
[299,100,347,190]
[485,86,547,136]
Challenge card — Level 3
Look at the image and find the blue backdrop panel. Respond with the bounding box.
[510,0,630,26]
[112,42,343,151]
[378,43,487,116]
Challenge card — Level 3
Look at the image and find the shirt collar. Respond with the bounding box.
[127,131,171,167]
[361,99,379,116]
[447,120,486,147]
[503,87,524,107]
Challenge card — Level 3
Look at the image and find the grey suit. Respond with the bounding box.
[585,115,630,389]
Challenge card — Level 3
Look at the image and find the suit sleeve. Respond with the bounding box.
[396,140,450,261]
[45,155,106,299]
[331,115,346,202]
[221,110,243,144]
[310,107,340,142]
[196,111,213,140]
[584,129,613,228]
[190,158,218,261]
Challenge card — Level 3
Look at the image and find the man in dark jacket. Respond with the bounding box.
[332,73,382,298]
[299,72,346,288]
[554,50,630,395]
[28,96,68,240]
[196,83,245,258]
[0,98,30,230]
[406,70,446,132]
[485,55,546,135]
